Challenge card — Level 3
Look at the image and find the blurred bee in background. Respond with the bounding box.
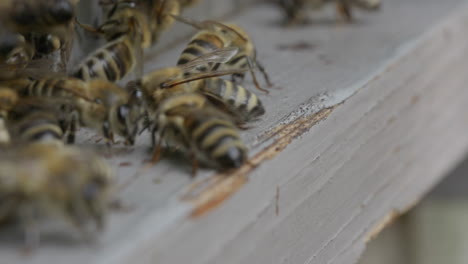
[0,29,36,80]
[77,0,152,48]
[173,15,273,93]
[2,0,75,31]
[0,87,18,144]
[0,0,78,71]
[0,143,112,248]
[3,77,143,145]
[7,98,66,146]
[87,0,182,45]
[146,0,181,43]
[179,0,202,8]
[276,0,381,25]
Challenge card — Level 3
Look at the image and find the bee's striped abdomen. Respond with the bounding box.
[186,111,246,168]
[73,38,134,82]
[177,33,225,66]
[202,78,265,122]
[226,54,248,70]
[10,105,63,144]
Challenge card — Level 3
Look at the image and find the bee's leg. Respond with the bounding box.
[247,57,269,94]
[65,202,97,243]
[150,124,159,148]
[254,58,273,87]
[231,72,245,84]
[67,114,78,144]
[337,0,353,22]
[189,152,199,178]
[19,206,40,253]
[151,141,163,163]
[74,18,104,35]
[237,122,252,130]
[102,121,115,152]
[151,127,164,163]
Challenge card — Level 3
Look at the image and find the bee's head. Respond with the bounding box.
[50,0,75,24]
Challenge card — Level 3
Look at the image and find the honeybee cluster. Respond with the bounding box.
[0,0,271,247]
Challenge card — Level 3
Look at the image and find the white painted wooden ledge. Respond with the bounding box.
[3,0,468,263]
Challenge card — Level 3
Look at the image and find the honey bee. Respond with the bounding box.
[0,31,34,66]
[2,0,75,31]
[1,0,77,68]
[86,0,180,46]
[146,0,180,43]
[277,0,381,25]
[0,30,35,80]
[77,0,152,48]
[0,87,18,144]
[72,24,144,82]
[134,48,265,124]
[7,98,65,145]
[173,15,273,93]
[4,77,143,145]
[0,143,112,247]
[150,93,247,174]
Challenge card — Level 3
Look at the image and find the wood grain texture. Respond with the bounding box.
[2,0,468,263]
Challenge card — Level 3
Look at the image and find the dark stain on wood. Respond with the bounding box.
[277,41,317,51]
[119,162,133,167]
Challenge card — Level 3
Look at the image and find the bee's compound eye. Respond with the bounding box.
[51,0,74,24]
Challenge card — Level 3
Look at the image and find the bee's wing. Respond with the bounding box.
[0,58,67,80]
[200,20,248,42]
[11,97,74,114]
[55,24,76,72]
[172,15,247,42]
[200,91,243,124]
[170,14,208,30]
[161,68,247,88]
[178,47,239,72]
[128,17,144,79]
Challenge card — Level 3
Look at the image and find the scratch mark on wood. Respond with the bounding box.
[183,107,336,218]
[276,186,280,216]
